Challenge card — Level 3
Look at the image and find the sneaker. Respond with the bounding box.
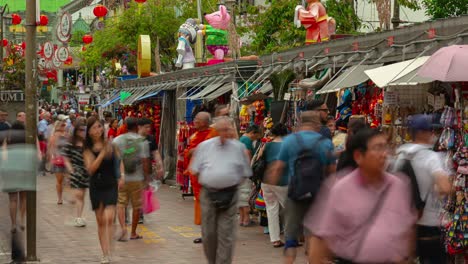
[100,256,110,264]
[74,218,86,227]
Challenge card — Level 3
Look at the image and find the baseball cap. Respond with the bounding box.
[408,114,432,133]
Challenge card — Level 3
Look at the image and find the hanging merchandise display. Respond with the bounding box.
[176,122,196,194]
[117,100,162,144]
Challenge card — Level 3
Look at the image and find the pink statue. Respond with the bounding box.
[199,5,231,64]
[294,0,334,45]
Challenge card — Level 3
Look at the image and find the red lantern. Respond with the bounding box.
[82,34,93,44]
[11,14,22,25]
[93,5,108,20]
[64,56,73,65]
[2,39,7,47]
[21,42,26,50]
[135,0,147,3]
[39,15,49,26]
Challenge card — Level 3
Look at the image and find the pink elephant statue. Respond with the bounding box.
[294,0,334,45]
[199,5,231,64]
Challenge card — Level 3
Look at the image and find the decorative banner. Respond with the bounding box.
[56,12,72,43]
[43,42,53,59]
[137,35,151,77]
[52,55,63,68]
[45,60,53,70]
[57,46,69,62]
[56,23,71,43]
[59,12,72,38]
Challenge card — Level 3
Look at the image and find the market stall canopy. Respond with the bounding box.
[121,86,153,105]
[188,75,231,100]
[205,82,233,101]
[97,91,119,107]
[259,82,273,94]
[298,68,331,90]
[365,56,432,87]
[240,93,269,105]
[316,64,382,94]
[135,83,170,102]
[418,45,468,82]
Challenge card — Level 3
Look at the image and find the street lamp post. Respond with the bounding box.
[25,0,38,260]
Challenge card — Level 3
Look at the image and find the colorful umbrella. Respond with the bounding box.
[418,45,468,82]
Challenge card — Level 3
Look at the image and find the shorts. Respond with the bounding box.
[118,181,144,209]
[237,179,252,208]
[52,165,67,174]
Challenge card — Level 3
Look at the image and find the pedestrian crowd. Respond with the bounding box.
[1,105,164,264]
[0,99,455,263]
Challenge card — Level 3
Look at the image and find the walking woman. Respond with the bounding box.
[63,119,89,227]
[259,123,289,247]
[48,120,69,204]
[83,117,122,264]
[2,122,27,233]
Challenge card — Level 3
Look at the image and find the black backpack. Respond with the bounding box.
[288,134,327,201]
[396,150,428,217]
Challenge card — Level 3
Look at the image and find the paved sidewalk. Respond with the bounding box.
[0,175,307,263]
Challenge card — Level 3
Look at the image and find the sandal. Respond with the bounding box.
[273,241,285,248]
[130,235,143,240]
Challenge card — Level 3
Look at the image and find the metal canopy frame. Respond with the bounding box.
[189,75,231,100]
[205,82,233,101]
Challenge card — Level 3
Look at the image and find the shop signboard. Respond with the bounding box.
[78,94,90,105]
[0,90,25,102]
[384,91,398,105]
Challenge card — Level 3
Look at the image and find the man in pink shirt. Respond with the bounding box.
[308,128,417,263]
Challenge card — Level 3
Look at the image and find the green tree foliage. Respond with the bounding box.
[421,0,468,19]
[270,69,296,101]
[70,31,86,47]
[239,0,361,56]
[239,1,305,55]
[324,0,361,33]
[80,0,217,73]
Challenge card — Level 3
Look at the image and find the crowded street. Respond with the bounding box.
[0,174,306,263]
[1,0,468,263]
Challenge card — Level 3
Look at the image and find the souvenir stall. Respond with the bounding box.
[117,99,163,145]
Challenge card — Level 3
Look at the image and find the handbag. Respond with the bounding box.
[142,187,160,214]
[251,144,267,182]
[206,185,237,210]
[52,156,65,167]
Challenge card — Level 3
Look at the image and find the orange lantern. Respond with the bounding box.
[82,34,93,44]
[11,14,22,25]
[93,5,108,20]
[39,15,49,26]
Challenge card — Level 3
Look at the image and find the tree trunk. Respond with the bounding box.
[154,36,161,74]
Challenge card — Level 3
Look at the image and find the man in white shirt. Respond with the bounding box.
[190,117,252,264]
[394,114,451,264]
